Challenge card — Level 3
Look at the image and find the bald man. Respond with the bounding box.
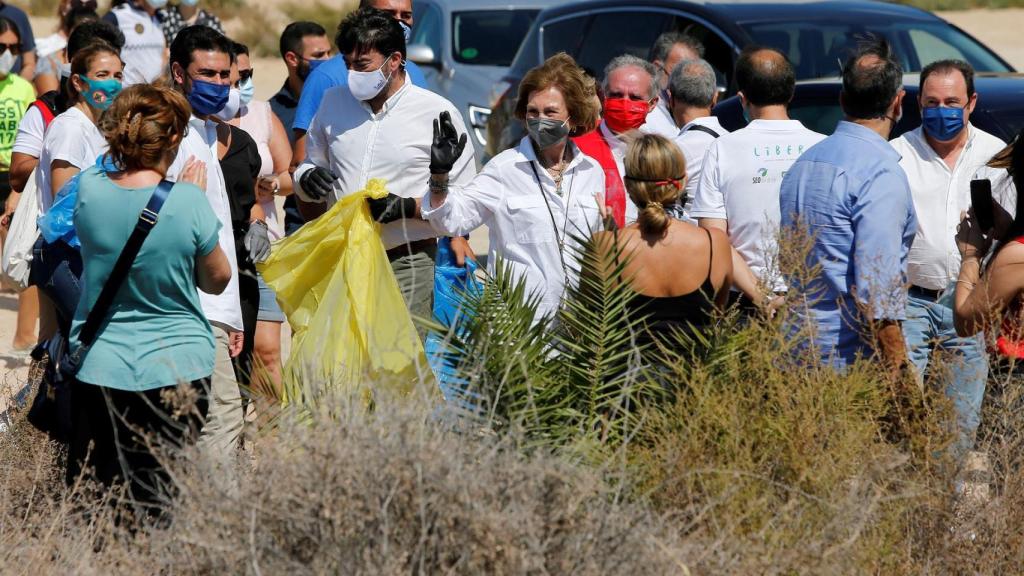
[691,46,825,313]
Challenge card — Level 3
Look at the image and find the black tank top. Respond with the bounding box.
[626,228,717,350]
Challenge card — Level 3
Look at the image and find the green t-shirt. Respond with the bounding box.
[71,167,223,391]
[0,73,34,169]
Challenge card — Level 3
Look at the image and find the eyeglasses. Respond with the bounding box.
[239,69,254,82]
[0,43,21,56]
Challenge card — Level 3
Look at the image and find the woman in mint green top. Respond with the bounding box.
[66,84,232,510]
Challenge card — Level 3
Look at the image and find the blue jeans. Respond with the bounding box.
[904,283,987,457]
[29,239,83,335]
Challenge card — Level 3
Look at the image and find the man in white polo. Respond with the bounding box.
[692,46,825,311]
[890,59,1004,460]
[668,58,727,222]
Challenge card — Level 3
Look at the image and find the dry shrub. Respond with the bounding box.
[0,391,689,574]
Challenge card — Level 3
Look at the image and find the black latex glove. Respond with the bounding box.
[430,111,468,175]
[298,166,337,201]
[367,193,418,224]
[244,220,271,263]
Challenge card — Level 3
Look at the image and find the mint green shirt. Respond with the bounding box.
[71,167,222,391]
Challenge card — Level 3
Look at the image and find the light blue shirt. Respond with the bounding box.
[779,121,918,370]
[71,168,222,391]
[292,55,428,133]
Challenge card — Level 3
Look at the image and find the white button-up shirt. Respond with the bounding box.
[168,115,243,332]
[674,115,728,222]
[642,97,679,140]
[295,75,477,250]
[598,122,639,223]
[891,124,1005,291]
[422,137,605,319]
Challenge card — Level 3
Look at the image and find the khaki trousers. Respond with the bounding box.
[197,324,243,458]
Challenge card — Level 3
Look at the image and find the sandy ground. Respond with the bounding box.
[1,7,1021,414]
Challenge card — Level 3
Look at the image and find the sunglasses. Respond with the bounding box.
[0,43,20,56]
[239,69,254,82]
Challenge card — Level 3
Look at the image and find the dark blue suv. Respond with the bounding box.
[486,0,1015,157]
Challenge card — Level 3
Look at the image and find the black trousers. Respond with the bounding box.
[67,378,209,507]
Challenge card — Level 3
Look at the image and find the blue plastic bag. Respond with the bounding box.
[425,237,482,411]
[37,155,115,248]
[37,173,81,247]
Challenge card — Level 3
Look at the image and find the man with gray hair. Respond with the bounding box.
[645,31,704,138]
[669,58,728,222]
[573,53,659,225]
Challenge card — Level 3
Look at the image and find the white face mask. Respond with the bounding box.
[215,88,241,121]
[348,57,395,101]
[0,51,14,76]
[146,0,169,9]
[59,61,71,78]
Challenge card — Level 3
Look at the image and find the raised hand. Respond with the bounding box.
[430,111,468,175]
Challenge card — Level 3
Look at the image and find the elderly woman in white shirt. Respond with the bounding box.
[422,53,605,319]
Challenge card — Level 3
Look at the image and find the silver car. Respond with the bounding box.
[408,0,571,163]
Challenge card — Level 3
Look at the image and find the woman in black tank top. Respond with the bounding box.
[594,134,733,355]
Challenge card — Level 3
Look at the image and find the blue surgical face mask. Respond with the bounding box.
[80,75,122,111]
[921,105,966,142]
[399,21,412,44]
[180,0,199,6]
[238,77,255,106]
[188,77,230,116]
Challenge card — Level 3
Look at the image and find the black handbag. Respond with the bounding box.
[27,179,175,442]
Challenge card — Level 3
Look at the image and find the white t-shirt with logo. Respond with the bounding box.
[691,119,825,291]
[36,106,108,213]
[111,3,166,86]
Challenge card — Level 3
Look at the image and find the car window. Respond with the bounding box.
[741,21,1010,79]
[453,10,540,67]
[574,11,673,77]
[541,15,587,66]
[670,17,735,89]
[786,99,846,135]
[410,3,443,56]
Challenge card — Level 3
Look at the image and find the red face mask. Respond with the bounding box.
[602,97,650,133]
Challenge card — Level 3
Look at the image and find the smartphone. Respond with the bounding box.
[970,179,995,231]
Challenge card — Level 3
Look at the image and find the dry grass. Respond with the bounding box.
[0,389,689,574]
[4,230,1024,573]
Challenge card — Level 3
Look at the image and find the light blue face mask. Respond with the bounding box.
[180,0,199,6]
[238,77,255,106]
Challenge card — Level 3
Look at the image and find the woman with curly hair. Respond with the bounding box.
[67,84,231,507]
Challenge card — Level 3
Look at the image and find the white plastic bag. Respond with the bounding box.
[1,168,40,291]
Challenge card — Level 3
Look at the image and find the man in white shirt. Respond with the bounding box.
[644,31,703,139]
[668,58,727,222]
[295,7,476,323]
[890,59,1005,458]
[168,25,245,458]
[692,46,825,310]
[103,0,167,86]
[573,54,657,225]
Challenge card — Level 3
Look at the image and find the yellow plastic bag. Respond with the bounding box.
[257,179,430,406]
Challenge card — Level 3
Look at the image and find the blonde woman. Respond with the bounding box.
[595,133,732,348]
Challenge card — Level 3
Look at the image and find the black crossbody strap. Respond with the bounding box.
[685,124,721,138]
[79,179,174,346]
